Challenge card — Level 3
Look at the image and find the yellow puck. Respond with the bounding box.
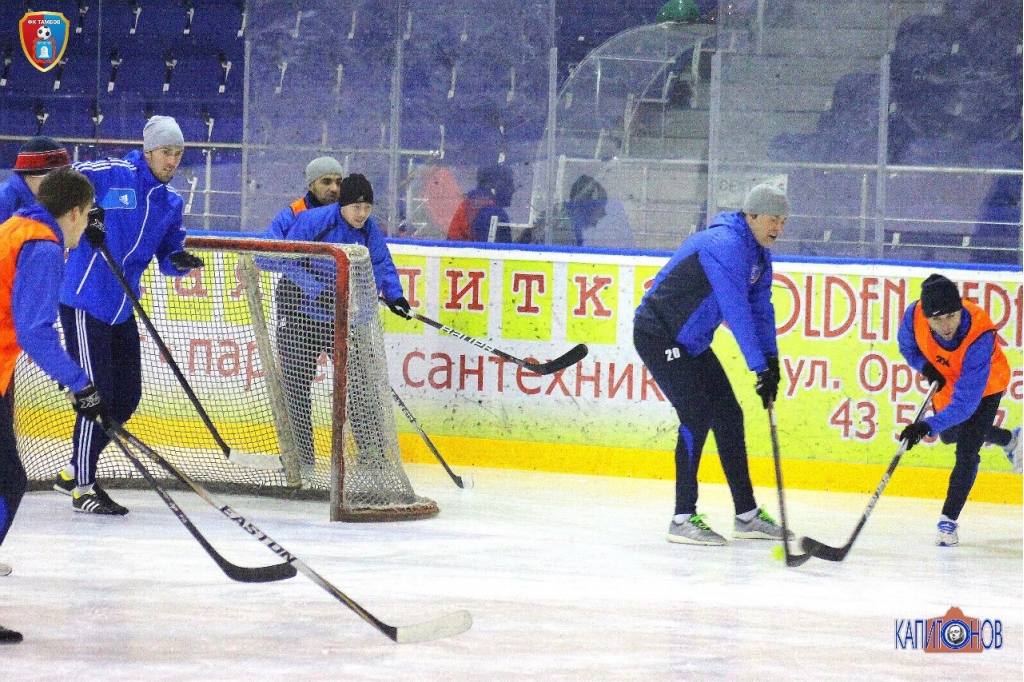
[771,545,786,561]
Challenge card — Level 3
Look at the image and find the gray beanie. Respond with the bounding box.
[143,115,184,152]
[306,156,344,186]
[742,184,790,217]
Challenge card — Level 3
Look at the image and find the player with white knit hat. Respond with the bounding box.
[265,156,345,239]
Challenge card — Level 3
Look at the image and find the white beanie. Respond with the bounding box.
[305,156,344,185]
[143,115,184,152]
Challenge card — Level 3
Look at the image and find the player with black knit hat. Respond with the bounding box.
[634,183,792,546]
[897,273,1020,546]
[0,136,71,222]
[262,172,407,473]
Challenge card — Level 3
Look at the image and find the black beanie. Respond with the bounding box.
[338,173,373,207]
[13,136,70,174]
[920,274,962,318]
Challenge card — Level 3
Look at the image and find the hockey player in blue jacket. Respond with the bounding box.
[634,184,791,546]
[264,173,408,473]
[53,116,205,515]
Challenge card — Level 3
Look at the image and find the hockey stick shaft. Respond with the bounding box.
[104,423,297,583]
[390,387,471,489]
[767,401,810,567]
[800,383,938,562]
[109,422,472,643]
[380,297,587,375]
[95,244,281,471]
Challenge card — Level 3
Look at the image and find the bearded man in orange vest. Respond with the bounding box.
[897,274,1020,547]
[0,166,108,643]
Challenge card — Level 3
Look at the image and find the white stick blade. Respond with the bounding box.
[395,610,472,644]
[228,449,284,471]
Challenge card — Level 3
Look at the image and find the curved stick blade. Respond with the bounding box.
[800,536,849,562]
[394,610,473,644]
[526,344,589,375]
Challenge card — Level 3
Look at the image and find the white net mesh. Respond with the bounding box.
[13,237,437,521]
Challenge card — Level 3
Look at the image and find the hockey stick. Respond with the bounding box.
[95,243,282,471]
[390,387,473,489]
[767,400,810,567]
[800,382,938,562]
[103,422,297,583]
[107,421,473,643]
[379,296,588,375]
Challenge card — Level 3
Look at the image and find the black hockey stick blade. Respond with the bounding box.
[522,343,589,375]
[105,423,297,583]
[382,297,587,376]
[799,536,850,562]
[112,422,472,643]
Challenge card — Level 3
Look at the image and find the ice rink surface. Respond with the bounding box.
[1,464,1020,681]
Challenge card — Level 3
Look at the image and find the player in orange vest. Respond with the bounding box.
[0,167,107,643]
[897,274,1020,547]
[265,156,344,239]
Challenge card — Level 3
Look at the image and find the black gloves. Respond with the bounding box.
[84,205,105,248]
[386,296,411,318]
[921,362,946,391]
[754,356,780,409]
[900,421,931,450]
[67,384,108,422]
[169,251,205,271]
[314,289,335,312]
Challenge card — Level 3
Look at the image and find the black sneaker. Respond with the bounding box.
[0,624,23,644]
[53,470,75,496]
[73,489,129,516]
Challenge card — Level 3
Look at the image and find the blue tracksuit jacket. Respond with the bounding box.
[8,205,90,392]
[263,205,403,321]
[634,211,778,374]
[60,150,191,324]
[0,174,37,223]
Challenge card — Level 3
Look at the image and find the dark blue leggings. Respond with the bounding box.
[0,389,27,547]
[633,328,757,516]
[938,391,1006,520]
[59,305,142,487]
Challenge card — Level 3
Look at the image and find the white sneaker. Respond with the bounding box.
[0,562,11,577]
[1003,427,1022,475]
[936,518,958,547]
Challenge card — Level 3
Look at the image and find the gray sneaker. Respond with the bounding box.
[667,513,727,546]
[733,507,795,540]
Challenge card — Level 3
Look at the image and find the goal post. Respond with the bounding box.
[13,236,438,522]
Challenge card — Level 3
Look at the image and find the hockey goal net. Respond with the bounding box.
[13,236,437,521]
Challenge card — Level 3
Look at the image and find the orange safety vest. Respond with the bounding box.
[912,299,1010,411]
[0,216,59,395]
[289,197,308,216]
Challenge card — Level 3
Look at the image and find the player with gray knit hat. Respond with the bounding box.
[633,181,792,547]
[53,115,202,516]
[265,156,344,239]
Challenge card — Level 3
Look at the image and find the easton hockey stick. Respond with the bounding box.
[391,387,473,489]
[800,382,938,562]
[107,422,473,643]
[379,297,588,375]
[104,422,297,583]
[767,400,810,567]
[96,243,282,471]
